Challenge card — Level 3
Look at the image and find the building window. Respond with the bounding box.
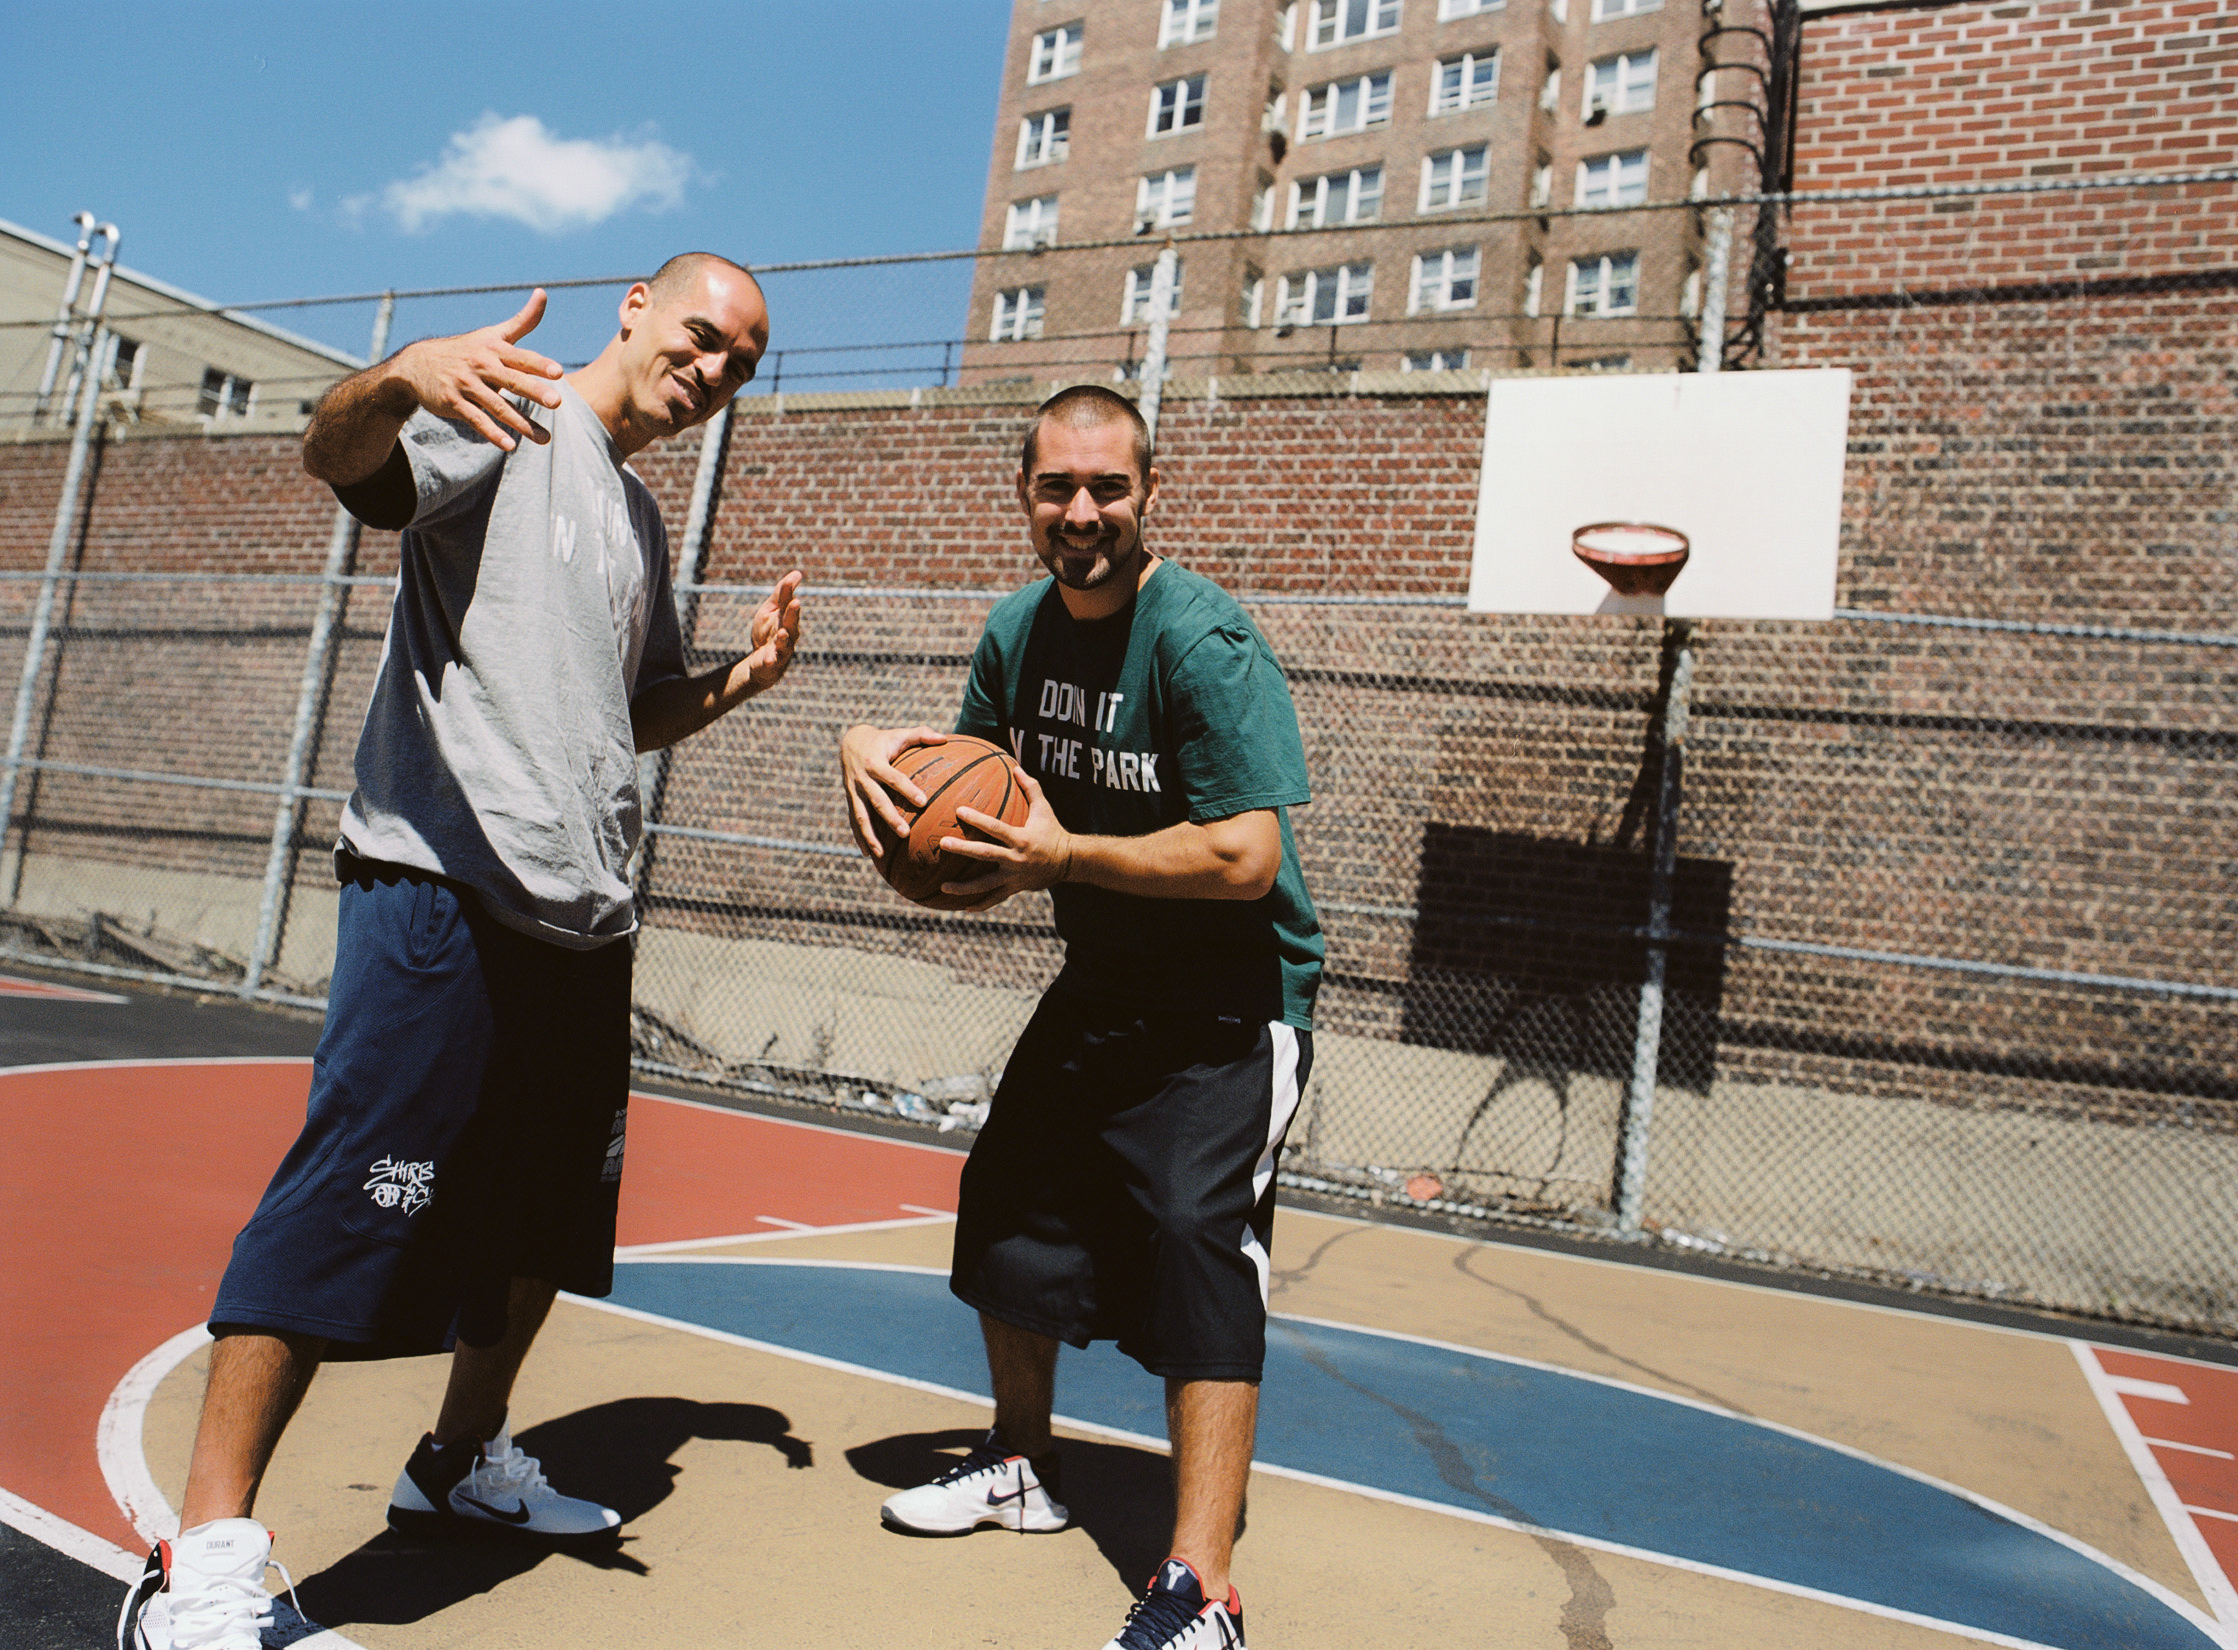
[1299,72,1393,137]
[1540,60,1561,112]
[1529,157,1553,206]
[1017,108,1071,167]
[1524,257,1544,317]
[1682,263,1702,317]
[1242,269,1267,327]
[1288,165,1383,227]
[1276,2,1298,48]
[1574,354,1632,370]
[1028,23,1083,83]
[1137,168,1198,229]
[1404,347,1472,370]
[1162,0,1220,46]
[1420,145,1489,210]
[1309,0,1402,48]
[991,287,1046,341]
[1252,176,1277,230]
[1149,74,1209,135]
[1277,261,1374,325]
[1566,252,1640,315]
[110,337,143,388]
[1591,0,1659,17]
[198,368,254,418]
[1438,0,1501,15]
[1691,164,1709,200]
[1123,261,1186,323]
[1431,51,1499,112]
[1005,195,1061,249]
[1577,149,1648,207]
[1585,50,1657,116]
[1410,247,1480,311]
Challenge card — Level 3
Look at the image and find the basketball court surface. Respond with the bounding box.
[5,966,2235,1649]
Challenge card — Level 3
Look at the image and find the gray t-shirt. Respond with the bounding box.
[339,384,686,948]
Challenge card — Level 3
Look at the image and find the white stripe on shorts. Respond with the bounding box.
[1240,1022,1303,1307]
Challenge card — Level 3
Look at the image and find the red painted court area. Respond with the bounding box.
[2102,1349,2238,1591]
[0,1058,961,1552]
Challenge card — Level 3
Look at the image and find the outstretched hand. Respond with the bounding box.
[745,570,805,693]
[392,290,565,452]
[939,764,1073,911]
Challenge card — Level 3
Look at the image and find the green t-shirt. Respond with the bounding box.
[956,561,1323,1028]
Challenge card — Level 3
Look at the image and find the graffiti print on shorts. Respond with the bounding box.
[364,1155,435,1216]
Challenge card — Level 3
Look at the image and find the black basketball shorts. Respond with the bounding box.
[209,855,632,1358]
[950,990,1313,1382]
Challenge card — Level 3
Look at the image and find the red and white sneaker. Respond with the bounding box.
[117,1520,300,1650]
[1102,1557,1245,1650]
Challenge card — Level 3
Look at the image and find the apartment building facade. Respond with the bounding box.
[962,0,1765,382]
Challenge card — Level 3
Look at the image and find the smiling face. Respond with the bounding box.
[613,261,767,441]
[1017,419,1161,618]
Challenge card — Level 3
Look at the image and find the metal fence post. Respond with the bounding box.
[1697,205,1734,372]
[1137,243,1179,441]
[242,294,393,996]
[1614,621,1697,1234]
[2,314,118,905]
[632,401,732,917]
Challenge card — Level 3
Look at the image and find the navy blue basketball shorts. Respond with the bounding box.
[209,856,632,1359]
[950,991,1312,1383]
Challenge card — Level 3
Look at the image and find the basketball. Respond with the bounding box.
[872,736,1029,910]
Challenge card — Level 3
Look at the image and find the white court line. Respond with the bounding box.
[2152,1439,2238,1461]
[568,1275,2126,1650]
[614,1213,953,1257]
[2115,1376,2194,1405]
[2193,1508,2238,1526]
[0,1055,312,1079]
[755,1216,813,1231]
[97,1323,210,1545]
[898,1203,955,1218]
[0,1484,141,1583]
[2074,1343,2238,1635]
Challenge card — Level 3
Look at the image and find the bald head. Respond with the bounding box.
[1022,384,1153,487]
[647,251,761,307]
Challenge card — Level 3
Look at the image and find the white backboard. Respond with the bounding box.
[1467,369,1853,620]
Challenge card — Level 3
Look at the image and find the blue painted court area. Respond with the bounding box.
[608,1257,2218,1650]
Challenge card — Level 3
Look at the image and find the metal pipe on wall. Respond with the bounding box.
[32,213,97,422]
[1136,243,1179,442]
[242,295,394,995]
[54,227,122,430]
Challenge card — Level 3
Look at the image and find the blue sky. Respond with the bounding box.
[3,1,1013,371]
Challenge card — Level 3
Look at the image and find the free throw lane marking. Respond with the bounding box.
[600,1258,2227,1650]
[0,973,128,1002]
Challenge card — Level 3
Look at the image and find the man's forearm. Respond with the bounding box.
[1063,815,1279,902]
[303,365,418,487]
[631,657,758,753]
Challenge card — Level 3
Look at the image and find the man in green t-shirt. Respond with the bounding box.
[840,385,1322,1650]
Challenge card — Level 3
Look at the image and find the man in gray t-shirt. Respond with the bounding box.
[123,254,798,1649]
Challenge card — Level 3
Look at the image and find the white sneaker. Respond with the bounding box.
[117,1519,301,1650]
[1101,1558,1245,1650]
[879,1428,1071,1535]
[388,1417,621,1548]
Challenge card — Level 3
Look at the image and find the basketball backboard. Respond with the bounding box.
[1466,369,1853,620]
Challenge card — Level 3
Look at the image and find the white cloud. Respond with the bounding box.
[287,186,314,212]
[379,113,691,234]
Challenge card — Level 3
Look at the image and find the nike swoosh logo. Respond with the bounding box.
[985,1484,1030,1507]
[456,1493,532,1524]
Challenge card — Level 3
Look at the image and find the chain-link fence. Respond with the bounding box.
[2,169,2232,1336]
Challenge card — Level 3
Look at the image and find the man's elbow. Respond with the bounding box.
[1211,820,1282,900]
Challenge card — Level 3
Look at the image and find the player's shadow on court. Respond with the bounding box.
[849,1428,1175,1587]
[291,1397,810,1628]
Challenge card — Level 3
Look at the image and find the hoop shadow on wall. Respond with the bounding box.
[1402,828,1731,1199]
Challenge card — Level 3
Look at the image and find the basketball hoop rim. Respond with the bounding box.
[1572,521,1691,561]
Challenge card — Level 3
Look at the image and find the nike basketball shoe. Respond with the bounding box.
[1102,1557,1245,1650]
[879,1427,1071,1535]
[117,1520,302,1650]
[387,1416,620,1547]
